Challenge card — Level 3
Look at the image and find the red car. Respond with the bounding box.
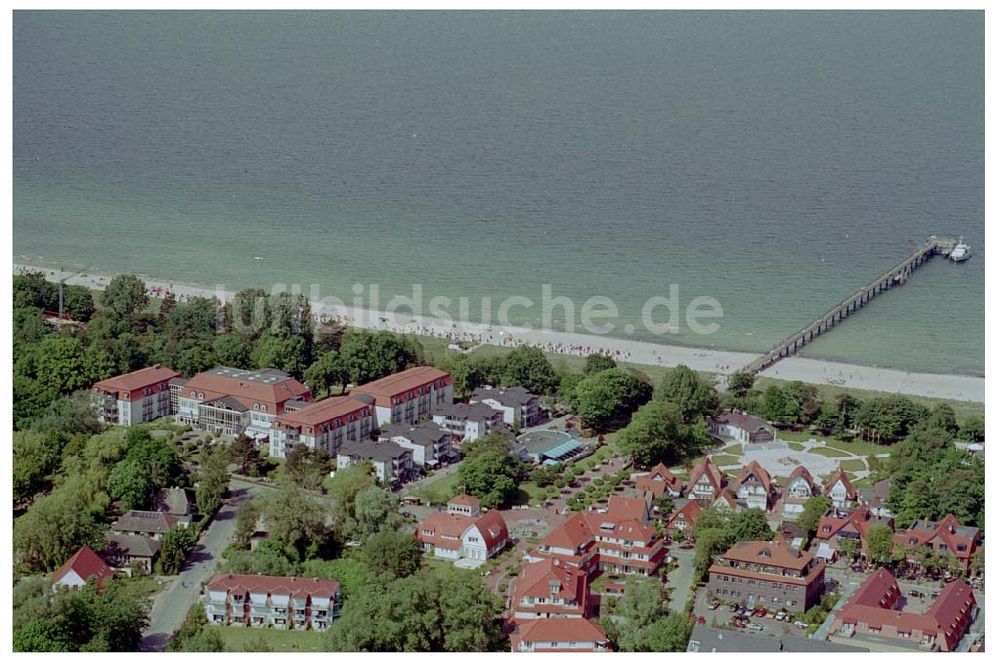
[753,608,768,618]
[697,616,706,625]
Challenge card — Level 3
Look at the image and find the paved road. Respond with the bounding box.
[140,479,261,651]
[667,547,696,614]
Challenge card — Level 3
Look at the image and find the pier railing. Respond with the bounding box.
[738,236,954,376]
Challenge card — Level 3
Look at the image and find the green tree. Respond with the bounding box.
[958,414,985,442]
[102,274,149,321]
[339,329,422,385]
[262,483,329,559]
[211,332,251,368]
[583,353,617,375]
[501,346,558,395]
[864,524,894,565]
[108,458,156,510]
[13,486,107,573]
[616,400,704,468]
[159,526,198,575]
[353,485,401,539]
[573,368,653,430]
[233,502,262,548]
[760,384,799,425]
[304,350,348,397]
[654,365,718,422]
[228,434,267,476]
[195,445,230,518]
[457,446,521,509]
[726,371,756,399]
[326,463,377,533]
[360,528,423,578]
[798,496,833,537]
[926,403,959,436]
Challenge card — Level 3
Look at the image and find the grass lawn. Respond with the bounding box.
[412,470,461,503]
[218,625,329,652]
[707,454,741,467]
[722,443,744,456]
[809,447,849,458]
[786,441,805,451]
[778,430,887,458]
[838,459,867,473]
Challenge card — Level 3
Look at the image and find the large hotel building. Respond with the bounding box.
[92,364,181,426]
[268,395,375,458]
[350,366,453,426]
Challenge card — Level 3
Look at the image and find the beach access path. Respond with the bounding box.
[18,263,983,404]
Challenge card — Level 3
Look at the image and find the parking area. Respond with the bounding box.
[692,586,809,639]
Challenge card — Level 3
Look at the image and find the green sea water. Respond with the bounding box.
[13,11,984,375]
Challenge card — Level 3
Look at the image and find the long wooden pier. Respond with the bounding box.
[739,235,961,375]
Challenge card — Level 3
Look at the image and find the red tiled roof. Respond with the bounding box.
[736,461,772,494]
[720,540,815,571]
[713,488,739,510]
[512,617,608,644]
[668,499,703,529]
[606,495,649,521]
[787,465,814,488]
[351,366,451,406]
[817,505,890,544]
[513,558,589,613]
[274,395,371,429]
[52,545,114,588]
[835,569,977,651]
[541,511,657,552]
[892,514,980,563]
[93,365,180,397]
[634,463,684,499]
[182,368,309,413]
[823,468,857,499]
[448,494,481,507]
[689,456,727,492]
[207,573,339,599]
[415,509,508,552]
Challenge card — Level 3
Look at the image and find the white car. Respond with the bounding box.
[793,620,809,629]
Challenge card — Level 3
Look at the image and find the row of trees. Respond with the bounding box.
[13,270,429,430]
[726,371,984,445]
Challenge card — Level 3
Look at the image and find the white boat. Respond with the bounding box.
[949,237,972,262]
[253,256,264,262]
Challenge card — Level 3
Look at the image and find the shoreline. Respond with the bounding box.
[15,262,985,404]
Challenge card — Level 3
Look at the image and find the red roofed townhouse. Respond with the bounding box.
[780,466,816,519]
[687,456,728,502]
[893,514,982,573]
[415,495,509,561]
[512,558,594,619]
[52,545,114,590]
[350,366,453,426]
[92,364,180,426]
[528,511,668,576]
[607,494,651,522]
[205,573,341,631]
[708,540,826,611]
[711,488,740,513]
[734,461,773,510]
[268,395,374,458]
[174,367,311,438]
[634,463,685,500]
[823,468,857,509]
[510,618,610,652]
[831,568,978,651]
[816,504,894,554]
[667,499,703,538]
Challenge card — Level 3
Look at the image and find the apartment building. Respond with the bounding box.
[529,510,668,576]
[431,402,505,442]
[268,395,374,458]
[335,440,414,484]
[379,422,456,467]
[893,514,983,573]
[173,367,311,438]
[470,386,542,428]
[205,573,341,631]
[350,366,453,426]
[832,568,977,651]
[511,558,593,620]
[92,364,180,426]
[510,618,610,652]
[708,540,826,611]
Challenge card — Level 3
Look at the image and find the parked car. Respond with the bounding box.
[793,620,809,629]
[730,618,747,629]
[775,611,788,622]
[747,623,765,632]
[753,608,768,618]
[697,616,706,625]
[707,600,720,611]
[729,603,740,613]
[909,589,921,598]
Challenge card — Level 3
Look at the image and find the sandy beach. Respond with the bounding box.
[17,263,984,404]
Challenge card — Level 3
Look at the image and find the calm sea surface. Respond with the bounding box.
[13,11,984,375]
